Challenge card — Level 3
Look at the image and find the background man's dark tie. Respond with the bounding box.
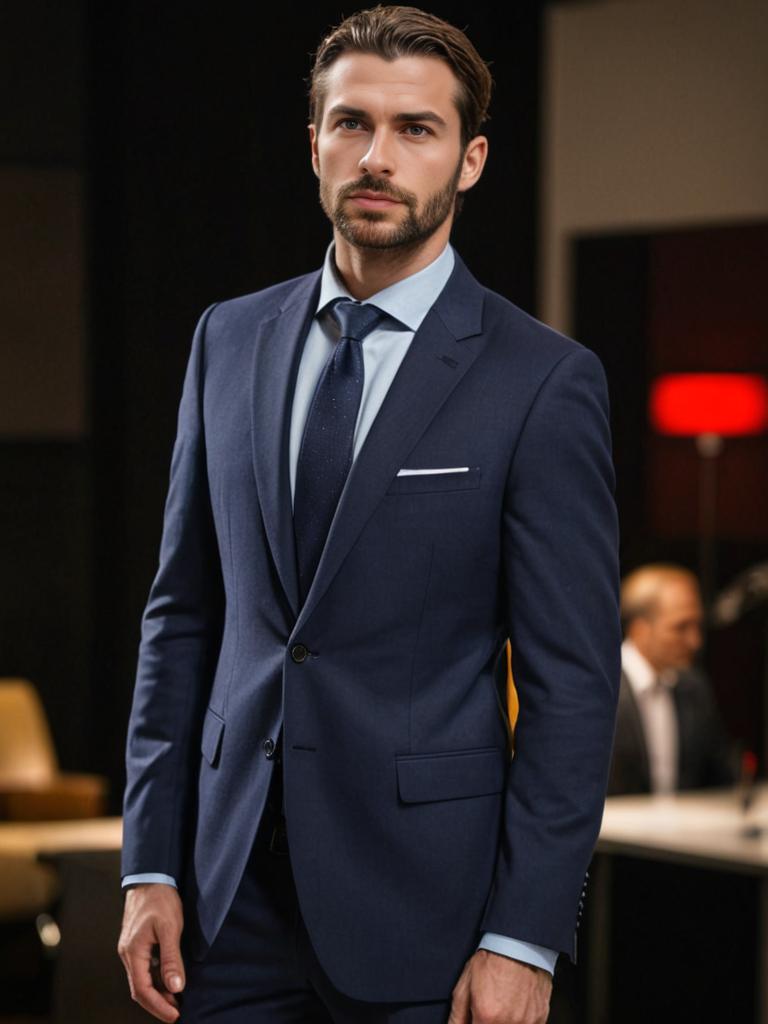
[293,297,387,605]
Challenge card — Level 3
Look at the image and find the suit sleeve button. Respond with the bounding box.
[263,738,276,759]
[291,643,309,663]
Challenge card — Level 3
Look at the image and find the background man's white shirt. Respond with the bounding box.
[621,638,679,794]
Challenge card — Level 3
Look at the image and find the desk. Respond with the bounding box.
[0,817,122,857]
[0,818,130,1022]
[589,784,768,1023]
[0,818,122,920]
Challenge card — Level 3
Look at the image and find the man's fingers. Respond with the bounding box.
[155,921,186,993]
[448,960,472,1024]
[118,884,185,1021]
[126,949,180,1023]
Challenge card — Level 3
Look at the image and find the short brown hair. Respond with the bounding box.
[307,5,494,151]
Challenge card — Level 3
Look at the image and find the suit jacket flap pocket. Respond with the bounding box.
[201,707,225,766]
[395,746,506,803]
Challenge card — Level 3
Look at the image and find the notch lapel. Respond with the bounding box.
[293,252,487,634]
[250,269,322,622]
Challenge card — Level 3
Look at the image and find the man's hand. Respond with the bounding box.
[117,883,185,1023]
[449,949,552,1024]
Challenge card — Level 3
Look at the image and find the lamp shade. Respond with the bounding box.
[650,373,768,436]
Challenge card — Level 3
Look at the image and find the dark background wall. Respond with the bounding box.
[0,2,91,776]
[1,2,543,809]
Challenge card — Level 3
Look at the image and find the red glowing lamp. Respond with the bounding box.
[648,371,768,618]
[650,373,768,437]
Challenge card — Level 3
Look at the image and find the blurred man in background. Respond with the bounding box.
[608,564,737,795]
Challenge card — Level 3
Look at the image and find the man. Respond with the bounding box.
[608,564,736,796]
[118,6,621,1023]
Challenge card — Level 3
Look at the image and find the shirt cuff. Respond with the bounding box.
[121,873,178,889]
[477,933,559,976]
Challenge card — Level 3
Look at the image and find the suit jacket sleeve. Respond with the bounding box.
[479,345,622,962]
[121,302,225,883]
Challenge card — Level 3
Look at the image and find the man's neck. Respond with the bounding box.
[332,226,452,300]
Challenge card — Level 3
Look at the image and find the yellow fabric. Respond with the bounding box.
[505,639,519,733]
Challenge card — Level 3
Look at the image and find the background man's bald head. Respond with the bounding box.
[621,564,703,672]
[621,565,699,629]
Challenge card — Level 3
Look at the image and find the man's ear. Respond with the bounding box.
[629,618,650,655]
[458,135,489,195]
[309,123,320,178]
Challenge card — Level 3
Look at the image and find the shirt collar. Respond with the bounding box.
[622,638,678,694]
[315,238,456,332]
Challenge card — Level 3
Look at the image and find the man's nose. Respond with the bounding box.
[359,130,395,176]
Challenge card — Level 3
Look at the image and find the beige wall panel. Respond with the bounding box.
[542,0,768,332]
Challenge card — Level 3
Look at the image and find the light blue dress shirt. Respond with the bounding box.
[123,239,559,977]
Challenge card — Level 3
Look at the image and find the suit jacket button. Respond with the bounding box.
[263,738,276,759]
[291,643,309,663]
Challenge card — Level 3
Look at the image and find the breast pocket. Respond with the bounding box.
[386,466,481,495]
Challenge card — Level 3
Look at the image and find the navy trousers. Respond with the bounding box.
[179,765,452,1023]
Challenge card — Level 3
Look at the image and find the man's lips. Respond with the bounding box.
[348,191,402,208]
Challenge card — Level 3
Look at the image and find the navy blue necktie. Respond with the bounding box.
[293,298,387,604]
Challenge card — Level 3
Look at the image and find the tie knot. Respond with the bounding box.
[330,298,387,343]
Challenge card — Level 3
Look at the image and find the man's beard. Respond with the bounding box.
[318,154,465,251]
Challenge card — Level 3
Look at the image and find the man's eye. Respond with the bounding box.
[404,125,429,137]
[338,118,362,130]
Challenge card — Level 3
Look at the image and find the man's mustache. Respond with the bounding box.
[338,178,413,205]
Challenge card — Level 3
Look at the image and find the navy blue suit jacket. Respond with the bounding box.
[121,249,622,1002]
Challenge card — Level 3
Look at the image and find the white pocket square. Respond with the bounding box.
[396,466,470,476]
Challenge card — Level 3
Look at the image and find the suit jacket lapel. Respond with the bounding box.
[294,250,486,633]
[672,674,691,788]
[250,268,322,622]
[619,670,652,791]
